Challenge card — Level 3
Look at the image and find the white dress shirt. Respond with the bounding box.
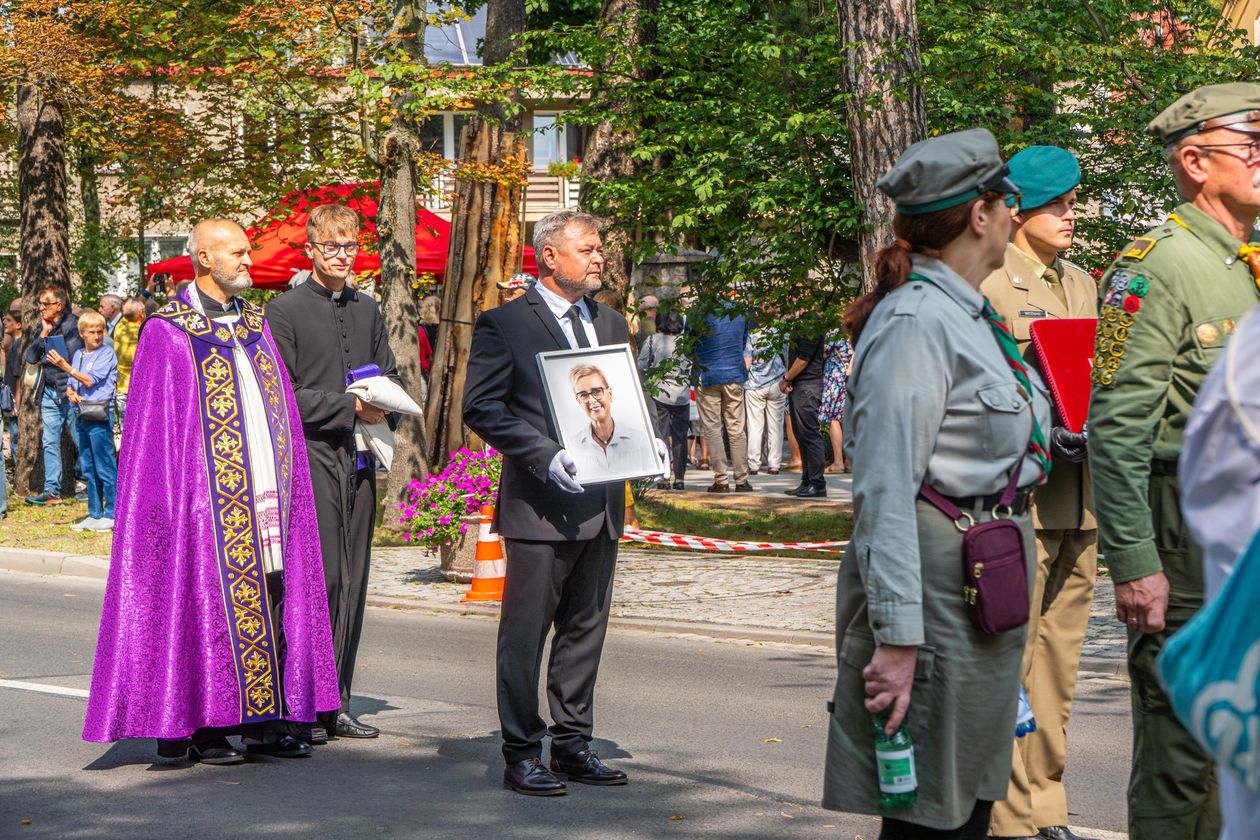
[535,281,598,349]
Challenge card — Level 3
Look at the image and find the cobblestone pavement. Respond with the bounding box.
[369,547,1126,662]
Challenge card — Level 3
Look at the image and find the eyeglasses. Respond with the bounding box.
[311,241,360,258]
[1191,140,1260,165]
[38,299,60,309]
[575,386,609,403]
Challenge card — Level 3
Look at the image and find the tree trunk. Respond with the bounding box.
[835,0,926,293]
[16,84,72,494]
[424,118,527,464]
[578,0,657,298]
[73,145,111,305]
[378,0,432,517]
[424,0,527,466]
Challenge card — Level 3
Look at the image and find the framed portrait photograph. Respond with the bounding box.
[537,344,664,487]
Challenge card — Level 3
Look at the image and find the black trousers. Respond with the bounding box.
[880,800,993,839]
[788,378,825,488]
[654,400,689,481]
[498,534,618,763]
[312,463,377,712]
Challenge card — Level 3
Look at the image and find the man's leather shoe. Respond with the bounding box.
[550,749,628,786]
[188,737,246,765]
[1040,828,1094,840]
[706,481,729,493]
[733,481,755,492]
[504,757,567,796]
[245,734,312,758]
[334,712,379,738]
[795,484,827,498]
[783,484,808,496]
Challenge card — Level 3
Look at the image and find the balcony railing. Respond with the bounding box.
[419,172,582,215]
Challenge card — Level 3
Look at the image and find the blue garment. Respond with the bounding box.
[77,417,117,520]
[0,443,7,516]
[39,388,77,495]
[25,312,82,396]
[745,330,786,390]
[688,308,750,388]
[69,346,118,404]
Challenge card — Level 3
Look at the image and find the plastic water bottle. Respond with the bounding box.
[1015,686,1037,737]
[872,710,918,809]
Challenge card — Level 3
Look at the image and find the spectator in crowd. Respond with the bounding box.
[638,308,690,489]
[820,329,853,474]
[3,299,22,461]
[24,286,82,505]
[98,294,123,337]
[635,294,659,341]
[497,273,535,304]
[141,272,172,305]
[688,398,707,469]
[687,299,752,493]
[50,310,117,531]
[111,297,145,436]
[0,316,8,520]
[781,325,827,497]
[744,326,787,475]
[784,413,802,471]
[418,294,440,348]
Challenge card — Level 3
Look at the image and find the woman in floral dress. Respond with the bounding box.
[818,329,853,473]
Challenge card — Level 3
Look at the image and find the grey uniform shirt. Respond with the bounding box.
[845,255,1052,646]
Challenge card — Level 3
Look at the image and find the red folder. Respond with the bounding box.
[1029,318,1098,434]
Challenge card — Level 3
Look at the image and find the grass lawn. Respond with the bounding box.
[634,489,851,556]
[0,495,113,554]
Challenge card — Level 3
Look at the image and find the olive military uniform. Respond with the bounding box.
[1088,201,1260,839]
[982,243,1098,837]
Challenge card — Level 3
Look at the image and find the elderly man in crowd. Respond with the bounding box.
[98,294,123,337]
[83,218,339,764]
[686,295,753,493]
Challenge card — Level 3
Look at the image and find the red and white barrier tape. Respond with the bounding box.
[621,528,849,554]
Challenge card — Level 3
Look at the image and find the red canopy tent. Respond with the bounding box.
[146,182,537,291]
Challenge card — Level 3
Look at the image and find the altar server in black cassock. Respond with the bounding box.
[267,204,400,740]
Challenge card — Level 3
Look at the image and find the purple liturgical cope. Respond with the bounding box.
[83,291,340,742]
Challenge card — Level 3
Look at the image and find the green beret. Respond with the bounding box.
[1147,82,1260,144]
[877,128,1017,216]
[1008,146,1080,211]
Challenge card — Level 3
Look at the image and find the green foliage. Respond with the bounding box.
[920,0,1259,270]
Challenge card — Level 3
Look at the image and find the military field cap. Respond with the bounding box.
[1147,82,1260,144]
[497,272,535,290]
[1008,146,1080,211]
[877,128,1017,215]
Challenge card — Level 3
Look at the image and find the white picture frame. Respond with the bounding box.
[537,343,663,487]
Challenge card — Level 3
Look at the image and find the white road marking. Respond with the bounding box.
[0,678,89,699]
[1071,827,1127,840]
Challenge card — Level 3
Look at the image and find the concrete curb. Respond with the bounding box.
[0,548,1130,675]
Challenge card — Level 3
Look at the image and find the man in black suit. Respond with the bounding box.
[464,210,663,796]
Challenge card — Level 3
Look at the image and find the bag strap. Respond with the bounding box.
[919,465,1021,529]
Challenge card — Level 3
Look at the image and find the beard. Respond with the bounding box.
[211,263,252,295]
[553,269,601,297]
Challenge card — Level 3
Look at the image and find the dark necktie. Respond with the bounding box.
[565,304,591,348]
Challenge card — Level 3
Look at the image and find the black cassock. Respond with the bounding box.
[267,280,399,712]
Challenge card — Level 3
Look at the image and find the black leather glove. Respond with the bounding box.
[1050,426,1088,463]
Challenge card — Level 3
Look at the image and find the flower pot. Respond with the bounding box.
[438,514,483,583]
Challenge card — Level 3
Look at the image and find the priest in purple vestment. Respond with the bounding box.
[83,220,340,765]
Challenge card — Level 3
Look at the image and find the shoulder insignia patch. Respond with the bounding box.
[1122,238,1158,261]
[1091,304,1137,388]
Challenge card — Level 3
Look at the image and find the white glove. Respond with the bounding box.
[654,437,670,480]
[548,449,583,493]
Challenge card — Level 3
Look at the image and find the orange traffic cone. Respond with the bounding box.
[461,505,505,602]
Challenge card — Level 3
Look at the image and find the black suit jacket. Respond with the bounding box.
[463,286,628,541]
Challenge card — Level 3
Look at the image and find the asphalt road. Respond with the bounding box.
[0,570,1132,839]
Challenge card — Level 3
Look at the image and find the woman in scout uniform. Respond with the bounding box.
[822,128,1051,839]
[1087,82,1260,840]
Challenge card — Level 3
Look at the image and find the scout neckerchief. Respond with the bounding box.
[909,272,1051,483]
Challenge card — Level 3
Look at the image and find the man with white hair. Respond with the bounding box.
[1088,83,1260,840]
